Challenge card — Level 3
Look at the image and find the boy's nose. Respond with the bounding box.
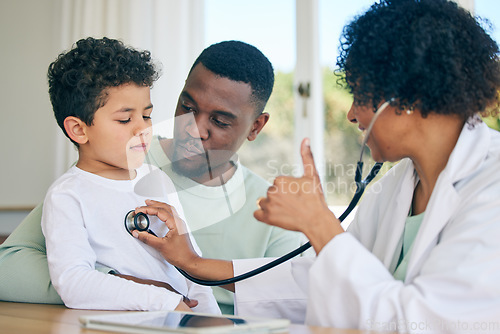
[135,124,151,137]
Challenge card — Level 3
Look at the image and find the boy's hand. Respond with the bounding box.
[111,273,198,308]
[175,301,193,312]
[133,200,200,270]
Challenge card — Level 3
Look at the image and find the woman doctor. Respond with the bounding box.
[134,0,500,331]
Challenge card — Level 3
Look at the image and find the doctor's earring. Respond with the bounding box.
[406,106,414,115]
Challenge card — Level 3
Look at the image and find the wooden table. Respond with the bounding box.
[0,301,370,334]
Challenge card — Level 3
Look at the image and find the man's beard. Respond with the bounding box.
[170,141,238,181]
[171,155,211,179]
[170,137,211,179]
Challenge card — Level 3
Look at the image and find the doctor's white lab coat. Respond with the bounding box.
[234,122,500,332]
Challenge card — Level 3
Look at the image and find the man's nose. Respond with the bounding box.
[185,116,209,140]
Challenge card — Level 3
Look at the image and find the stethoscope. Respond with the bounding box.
[125,99,394,286]
[125,210,157,237]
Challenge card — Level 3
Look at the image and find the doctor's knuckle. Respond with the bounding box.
[267,186,277,195]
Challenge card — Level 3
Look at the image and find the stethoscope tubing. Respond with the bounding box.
[174,99,393,286]
[175,161,383,286]
[125,99,392,286]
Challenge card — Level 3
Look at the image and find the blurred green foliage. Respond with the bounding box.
[239,68,365,205]
[263,71,295,137]
[238,68,500,205]
[482,113,500,131]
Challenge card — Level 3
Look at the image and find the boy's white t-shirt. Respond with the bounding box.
[41,164,220,313]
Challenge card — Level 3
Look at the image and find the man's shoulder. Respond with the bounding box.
[239,164,271,189]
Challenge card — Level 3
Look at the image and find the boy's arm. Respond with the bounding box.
[0,204,116,303]
[0,203,193,305]
[111,273,198,308]
[0,204,118,303]
[42,191,186,311]
[0,204,63,303]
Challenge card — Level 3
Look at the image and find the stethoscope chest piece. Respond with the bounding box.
[124,210,151,235]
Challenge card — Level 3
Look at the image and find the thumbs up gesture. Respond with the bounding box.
[254,138,344,253]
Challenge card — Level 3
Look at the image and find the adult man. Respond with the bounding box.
[0,40,305,315]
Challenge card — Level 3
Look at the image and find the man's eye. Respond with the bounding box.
[118,119,131,124]
[212,117,230,128]
[143,115,152,121]
[182,104,194,112]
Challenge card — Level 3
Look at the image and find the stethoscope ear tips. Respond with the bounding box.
[124,210,150,235]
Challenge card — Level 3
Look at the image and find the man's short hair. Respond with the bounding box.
[190,40,274,114]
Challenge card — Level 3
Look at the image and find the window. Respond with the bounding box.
[204,0,296,187]
[204,0,387,208]
[204,0,499,209]
[475,0,500,131]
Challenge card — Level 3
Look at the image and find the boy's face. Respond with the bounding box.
[79,83,153,174]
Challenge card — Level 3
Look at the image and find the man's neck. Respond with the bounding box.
[194,162,237,186]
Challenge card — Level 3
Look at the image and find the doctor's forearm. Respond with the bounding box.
[184,257,235,292]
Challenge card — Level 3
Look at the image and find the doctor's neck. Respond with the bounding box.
[406,113,464,215]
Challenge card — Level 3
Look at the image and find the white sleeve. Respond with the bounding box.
[233,257,313,324]
[166,189,220,314]
[185,281,221,315]
[306,233,400,329]
[306,225,500,331]
[42,187,182,311]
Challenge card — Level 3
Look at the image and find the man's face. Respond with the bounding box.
[171,64,267,182]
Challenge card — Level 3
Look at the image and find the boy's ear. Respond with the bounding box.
[63,116,89,145]
[247,112,269,141]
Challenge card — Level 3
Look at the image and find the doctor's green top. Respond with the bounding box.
[393,212,425,281]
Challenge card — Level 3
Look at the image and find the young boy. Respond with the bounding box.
[41,37,219,313]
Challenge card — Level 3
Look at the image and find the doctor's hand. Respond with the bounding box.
[134,200,236,292]
[254,138,345,254]
[133,200,200,269]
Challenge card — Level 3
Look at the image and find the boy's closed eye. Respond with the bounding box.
[117,115,152,124]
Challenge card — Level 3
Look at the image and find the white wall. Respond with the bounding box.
[0,0,205,234]
[0,0,61,231]
[0,0,60,207]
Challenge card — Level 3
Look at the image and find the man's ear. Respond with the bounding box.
[247,113,270,142]
[63,116,89,145]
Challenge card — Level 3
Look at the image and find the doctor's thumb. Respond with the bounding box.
[301,138,319,179]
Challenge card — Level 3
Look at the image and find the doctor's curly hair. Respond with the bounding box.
[48,37,160,145]
[336,0,500,120]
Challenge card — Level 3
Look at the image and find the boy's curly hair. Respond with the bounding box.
[48,37,159,144]
[336,0,500,119]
